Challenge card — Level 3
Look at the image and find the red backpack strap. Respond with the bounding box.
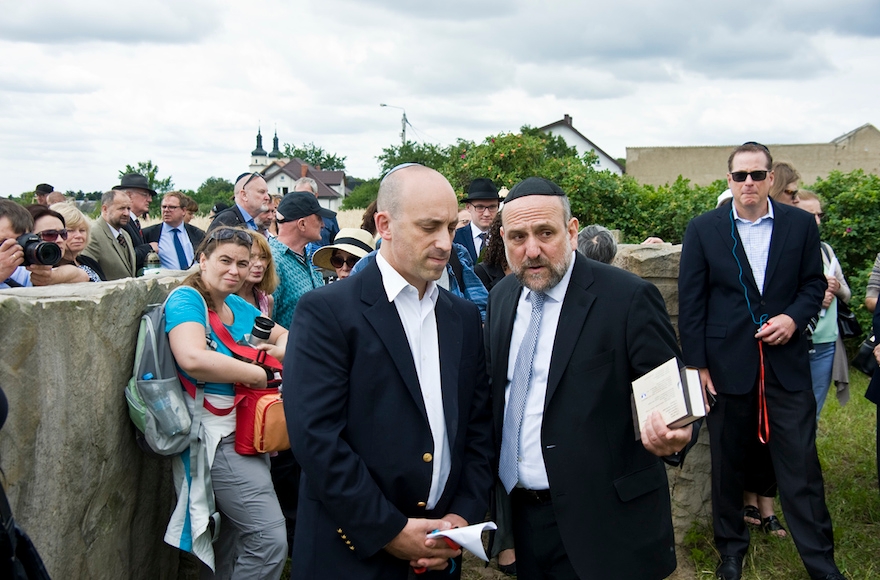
[207,310,283,371]
[179,373,240,416]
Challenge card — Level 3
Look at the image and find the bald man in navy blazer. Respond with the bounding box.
[285,164,493,579]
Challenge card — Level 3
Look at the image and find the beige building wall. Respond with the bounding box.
[626,124,880,186]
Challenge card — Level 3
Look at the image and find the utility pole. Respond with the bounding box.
[380,103,407,146]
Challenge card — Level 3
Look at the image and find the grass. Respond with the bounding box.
[685,367,880,579]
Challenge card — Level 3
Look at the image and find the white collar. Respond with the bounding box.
[376,251,439,304]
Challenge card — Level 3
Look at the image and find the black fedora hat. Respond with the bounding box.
[462,178,500,202]
[113,173,156,196]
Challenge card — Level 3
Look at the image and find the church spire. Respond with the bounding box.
[269,129,281,158]
[251,126,267,156]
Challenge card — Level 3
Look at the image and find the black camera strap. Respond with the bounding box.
[2,278,22,288]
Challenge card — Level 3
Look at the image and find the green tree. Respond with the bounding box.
[195,177,234,205]
[282,142,346,171]
[438,131,586,196]
[341,178,380,210]
[376,141,450,174]
[119,160,174,194]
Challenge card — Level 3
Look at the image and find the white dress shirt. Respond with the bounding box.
[504,251,576,490]
[376,252,451,509]
[470,222,488,254]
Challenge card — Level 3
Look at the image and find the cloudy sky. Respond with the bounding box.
[1,0,878,196]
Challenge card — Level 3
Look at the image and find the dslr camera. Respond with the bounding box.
[16,233,62,266]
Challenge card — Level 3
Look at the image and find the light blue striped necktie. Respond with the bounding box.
[499,290,546,493]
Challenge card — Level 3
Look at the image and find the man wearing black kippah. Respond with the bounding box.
[485,177,695,579]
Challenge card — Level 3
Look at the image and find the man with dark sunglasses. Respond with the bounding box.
[679,143,845,580]
[207,172,271,233]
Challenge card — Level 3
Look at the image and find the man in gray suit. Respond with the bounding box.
[82,190,136,280]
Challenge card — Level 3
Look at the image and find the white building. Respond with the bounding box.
[247,129,348,211]
[538,114,624,175]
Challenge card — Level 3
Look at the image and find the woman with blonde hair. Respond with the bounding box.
[51,202,105,281]
[236,231,279,318]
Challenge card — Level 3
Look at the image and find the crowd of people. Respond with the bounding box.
[1,143,876,580]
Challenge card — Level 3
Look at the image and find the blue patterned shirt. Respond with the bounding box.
[269,236,324,328]
[733,201,774,295]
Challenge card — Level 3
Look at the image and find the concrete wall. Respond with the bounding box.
[0,246,710,578]
[627,124,880,186]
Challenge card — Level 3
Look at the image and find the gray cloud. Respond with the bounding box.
[0,71,99,94]
[333,0,515,21]
[0,0,222,44]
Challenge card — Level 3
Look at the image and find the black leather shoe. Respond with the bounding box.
[716,555,743,580]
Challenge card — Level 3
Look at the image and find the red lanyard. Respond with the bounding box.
[757,340,770,444]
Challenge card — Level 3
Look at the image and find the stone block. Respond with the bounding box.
[0,274,188,579]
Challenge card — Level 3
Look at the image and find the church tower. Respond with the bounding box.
[249,127,269,172]
[268,131,282,159]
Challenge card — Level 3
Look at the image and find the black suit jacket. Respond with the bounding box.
[207,205,248,233]
[678,200,826,394]
[285,261,494,579]
[485,253,682,579]
[122,217,151,272]
[142,222,206,250]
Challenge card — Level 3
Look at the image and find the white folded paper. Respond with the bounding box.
[427,521,497,562]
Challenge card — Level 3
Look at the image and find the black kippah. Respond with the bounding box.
[35,183,53,195]
[504,177,565,203]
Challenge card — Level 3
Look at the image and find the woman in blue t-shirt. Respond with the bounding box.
[166,226,289,578]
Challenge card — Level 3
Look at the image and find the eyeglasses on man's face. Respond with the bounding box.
[469,203,499,214]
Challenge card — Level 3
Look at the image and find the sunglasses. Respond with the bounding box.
[330,254,360,269]
[730,170,769,182]
[235,171,263,188]
[783,188,799,198]
[207,228,253,245]
[37,229,68,242]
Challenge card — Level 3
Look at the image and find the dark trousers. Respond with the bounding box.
[270,449,301,556]
[509,489,578,580]
[708,366,838,578]
[744,438,777,498]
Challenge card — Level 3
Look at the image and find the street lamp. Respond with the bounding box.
[380,103,408,146]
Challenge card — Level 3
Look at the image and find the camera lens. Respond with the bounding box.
[248,316,276,346]
[17,234,62,266]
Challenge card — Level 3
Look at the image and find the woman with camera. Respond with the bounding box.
[166,226,288,578]
[25,205,90,285]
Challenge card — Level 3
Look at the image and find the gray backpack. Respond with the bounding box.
[124,286,208,456]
